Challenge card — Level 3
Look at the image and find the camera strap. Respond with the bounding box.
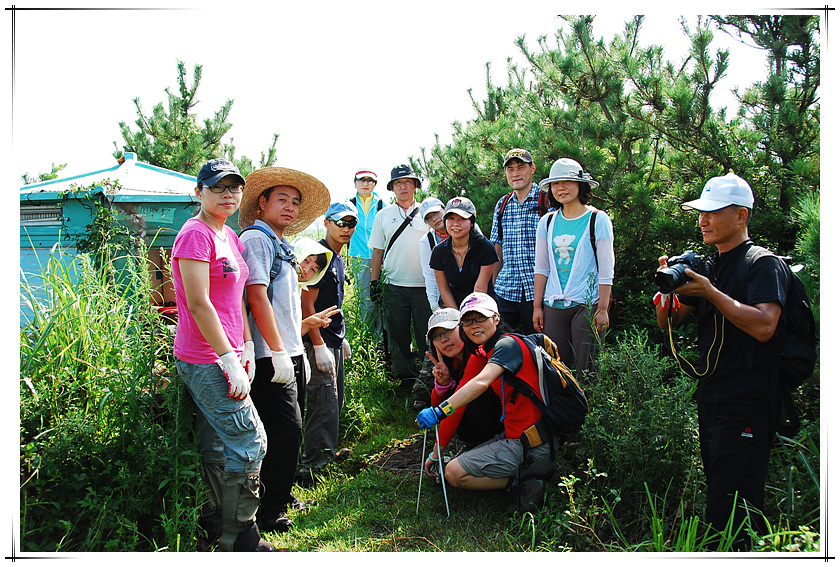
[666,296,725,380]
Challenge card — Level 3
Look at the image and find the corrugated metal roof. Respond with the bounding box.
[19,153,198,203]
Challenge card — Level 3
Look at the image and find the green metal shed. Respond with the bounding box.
[20,152,239,325]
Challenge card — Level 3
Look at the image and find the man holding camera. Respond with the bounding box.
[654,172,788,549]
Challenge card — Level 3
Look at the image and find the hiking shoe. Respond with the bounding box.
[287,497,315,512]
[233,523,278,551]
[295,469,318,488]
[512,478,546,514]
[258,512,293,533]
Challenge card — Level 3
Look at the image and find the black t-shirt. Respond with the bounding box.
[679,241,788,404]
[429,232,499,308]
[304,239,345,349]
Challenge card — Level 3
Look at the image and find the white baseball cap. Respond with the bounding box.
[427,308,461,342]
[681,172,754,212]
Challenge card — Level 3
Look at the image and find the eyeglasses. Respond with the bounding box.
[356,178,376,184]
[430,328,450,342]
[460,314,489,327]
[331,218,358,228]
[203,183,244,194]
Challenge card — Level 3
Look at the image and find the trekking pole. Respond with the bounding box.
[416,428,427,514]
[434,424,450,517]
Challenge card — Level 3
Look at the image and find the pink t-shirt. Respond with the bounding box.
[172,217,249,364]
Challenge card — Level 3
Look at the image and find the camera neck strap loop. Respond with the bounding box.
[667,304,726,381]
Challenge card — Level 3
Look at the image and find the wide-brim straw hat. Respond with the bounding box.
[239,167,331,234]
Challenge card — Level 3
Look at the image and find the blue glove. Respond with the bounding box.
[416,406,444,429]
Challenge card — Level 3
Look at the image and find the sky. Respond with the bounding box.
[5,0,835,560]
[7,1,806,202]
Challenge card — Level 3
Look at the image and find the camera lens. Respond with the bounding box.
[655,266,685,294]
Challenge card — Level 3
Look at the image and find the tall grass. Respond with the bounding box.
[20,243,201,552]
[18,239,820,553]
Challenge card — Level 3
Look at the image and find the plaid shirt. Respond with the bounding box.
[489,183,545,302]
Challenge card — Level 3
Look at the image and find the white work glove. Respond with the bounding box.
[240,340,255,383]
[270,349,295,385]
[219,351,250,400]
[314,344,336,376]
[341,338,352,361]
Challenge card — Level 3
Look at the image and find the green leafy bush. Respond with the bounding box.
[20,244,201,551]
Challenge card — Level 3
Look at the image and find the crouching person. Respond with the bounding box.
[416,292,554,513]
[172,159,274,551]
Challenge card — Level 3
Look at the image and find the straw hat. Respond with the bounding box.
[239,167,331,234]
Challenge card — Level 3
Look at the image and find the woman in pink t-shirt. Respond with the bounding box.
[171,159,275,552]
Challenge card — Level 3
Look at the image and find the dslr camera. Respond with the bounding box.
[654,250,711,294]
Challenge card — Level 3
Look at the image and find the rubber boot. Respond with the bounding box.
[219,472,276,552]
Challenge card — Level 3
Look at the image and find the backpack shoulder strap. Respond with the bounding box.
[496,191,515,241]
[427,230,436,251]
[240,224,287,283]
[589,207,599,272]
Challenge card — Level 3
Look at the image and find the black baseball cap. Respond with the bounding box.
[197,158,245,187]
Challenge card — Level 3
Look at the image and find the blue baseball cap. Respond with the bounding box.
[325,200,359,221]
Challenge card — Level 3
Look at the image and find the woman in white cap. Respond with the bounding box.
[171,158,275,551]
[416,293,554,513]
[533,158,614,381]
[430,197,499,310]
[422,308,503,477]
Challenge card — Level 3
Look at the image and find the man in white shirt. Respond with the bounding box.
[369,164,434,408]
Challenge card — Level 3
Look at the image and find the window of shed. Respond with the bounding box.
[21,206,63,225]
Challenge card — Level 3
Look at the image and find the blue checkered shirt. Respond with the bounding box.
[489,183,546,302]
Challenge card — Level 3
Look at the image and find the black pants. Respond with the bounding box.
[496,291,535,335]
[250,355,306,519]
[697,399,779,548]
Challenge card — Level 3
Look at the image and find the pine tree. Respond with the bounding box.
[413,15,820,334]
[113,60,277,176]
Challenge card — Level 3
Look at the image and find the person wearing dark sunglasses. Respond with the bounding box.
[299,201,358,485]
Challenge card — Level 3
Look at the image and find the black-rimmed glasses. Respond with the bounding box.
[202,183,244,194]
[460,314,489,327]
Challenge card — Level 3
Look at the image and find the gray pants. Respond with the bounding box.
[542,303,599,381]
[301,343,345,471]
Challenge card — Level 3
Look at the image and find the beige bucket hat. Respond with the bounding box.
[239,167,331,235]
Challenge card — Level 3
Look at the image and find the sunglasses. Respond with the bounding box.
[331,217,358,228]
[356,177,376,184]
[460,314,490,327]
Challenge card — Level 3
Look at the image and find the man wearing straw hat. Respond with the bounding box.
[239,167,331,533]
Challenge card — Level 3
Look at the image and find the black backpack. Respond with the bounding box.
[738,245,818,431]
[497,333,590,463]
